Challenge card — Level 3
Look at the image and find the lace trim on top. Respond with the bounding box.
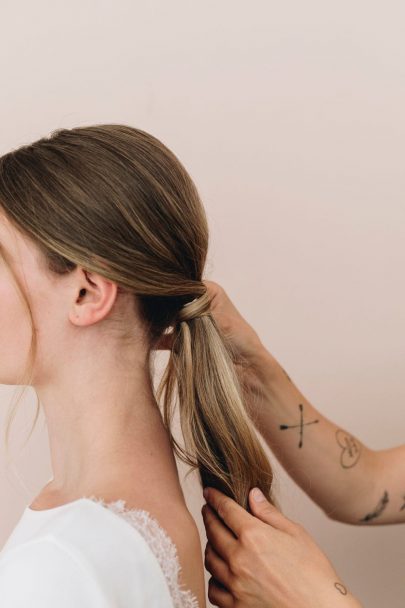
[86,495,199,608]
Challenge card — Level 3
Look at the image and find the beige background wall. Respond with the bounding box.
[0,1,404,606]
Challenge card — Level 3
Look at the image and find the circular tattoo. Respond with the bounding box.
[334,582,348,595]
[335,429,362,468]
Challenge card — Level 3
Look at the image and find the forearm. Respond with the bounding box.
[243,347,378,524]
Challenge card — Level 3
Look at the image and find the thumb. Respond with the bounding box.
[248,488,295,533]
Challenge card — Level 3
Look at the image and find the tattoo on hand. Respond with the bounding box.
[360,490,389,523]
[400,495,405,511]
[279,403,319,448]
[334,582,348,595]
[335,430,362,469]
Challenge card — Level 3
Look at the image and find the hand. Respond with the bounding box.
[202,486,361,608]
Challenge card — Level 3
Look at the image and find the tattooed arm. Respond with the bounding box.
[161,280,405,526]
[243,346,405,525]
[189,281,405,526]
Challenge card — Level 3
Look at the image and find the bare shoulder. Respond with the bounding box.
[161,508,206,608]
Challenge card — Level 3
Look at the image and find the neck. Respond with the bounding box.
[34,350,183,505]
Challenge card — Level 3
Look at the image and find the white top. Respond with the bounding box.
[0,495,200,608]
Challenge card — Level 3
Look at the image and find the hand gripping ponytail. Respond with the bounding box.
[156,285,276,511]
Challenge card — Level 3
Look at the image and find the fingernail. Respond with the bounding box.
[252,488,265,502]
[203,488,209,499]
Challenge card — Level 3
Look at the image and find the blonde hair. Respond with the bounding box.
[0,124,275,509]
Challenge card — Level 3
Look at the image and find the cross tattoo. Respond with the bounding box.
[279,403,320,448]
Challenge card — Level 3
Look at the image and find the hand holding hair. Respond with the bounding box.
[202,486,363,608]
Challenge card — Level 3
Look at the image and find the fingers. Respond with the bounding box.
[202,279,223,305]
[208,576,234,608]
[203,487,253,538]
[248,487,300,534]
[204,540,232,590]
[202,503,237,563]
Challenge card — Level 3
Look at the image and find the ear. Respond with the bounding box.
[70,268,118,327]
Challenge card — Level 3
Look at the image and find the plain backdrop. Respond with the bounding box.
[0,1,404,606]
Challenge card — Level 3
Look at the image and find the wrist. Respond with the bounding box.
[240,345,314,434]
[327,592,363,608]
[316,579,363,608]
[245,344,281,382]
[244,346,294,398]
[322,574,363,608]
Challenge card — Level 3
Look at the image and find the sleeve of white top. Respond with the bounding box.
[0,537,110,607]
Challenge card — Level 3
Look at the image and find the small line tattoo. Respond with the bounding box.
[279,403,319,448]
[400,495,405,511]
[334,582,348,595]
[335,429,362,469]
[360,490,389,523]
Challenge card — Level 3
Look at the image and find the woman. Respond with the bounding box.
[0,124,275,607]
[193,280,405,607]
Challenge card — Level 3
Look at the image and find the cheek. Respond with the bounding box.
[0,275,33,385]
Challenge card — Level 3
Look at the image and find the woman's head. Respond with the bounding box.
[0,124,275,509]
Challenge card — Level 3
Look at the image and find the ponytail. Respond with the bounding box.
[156,286,275,511]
